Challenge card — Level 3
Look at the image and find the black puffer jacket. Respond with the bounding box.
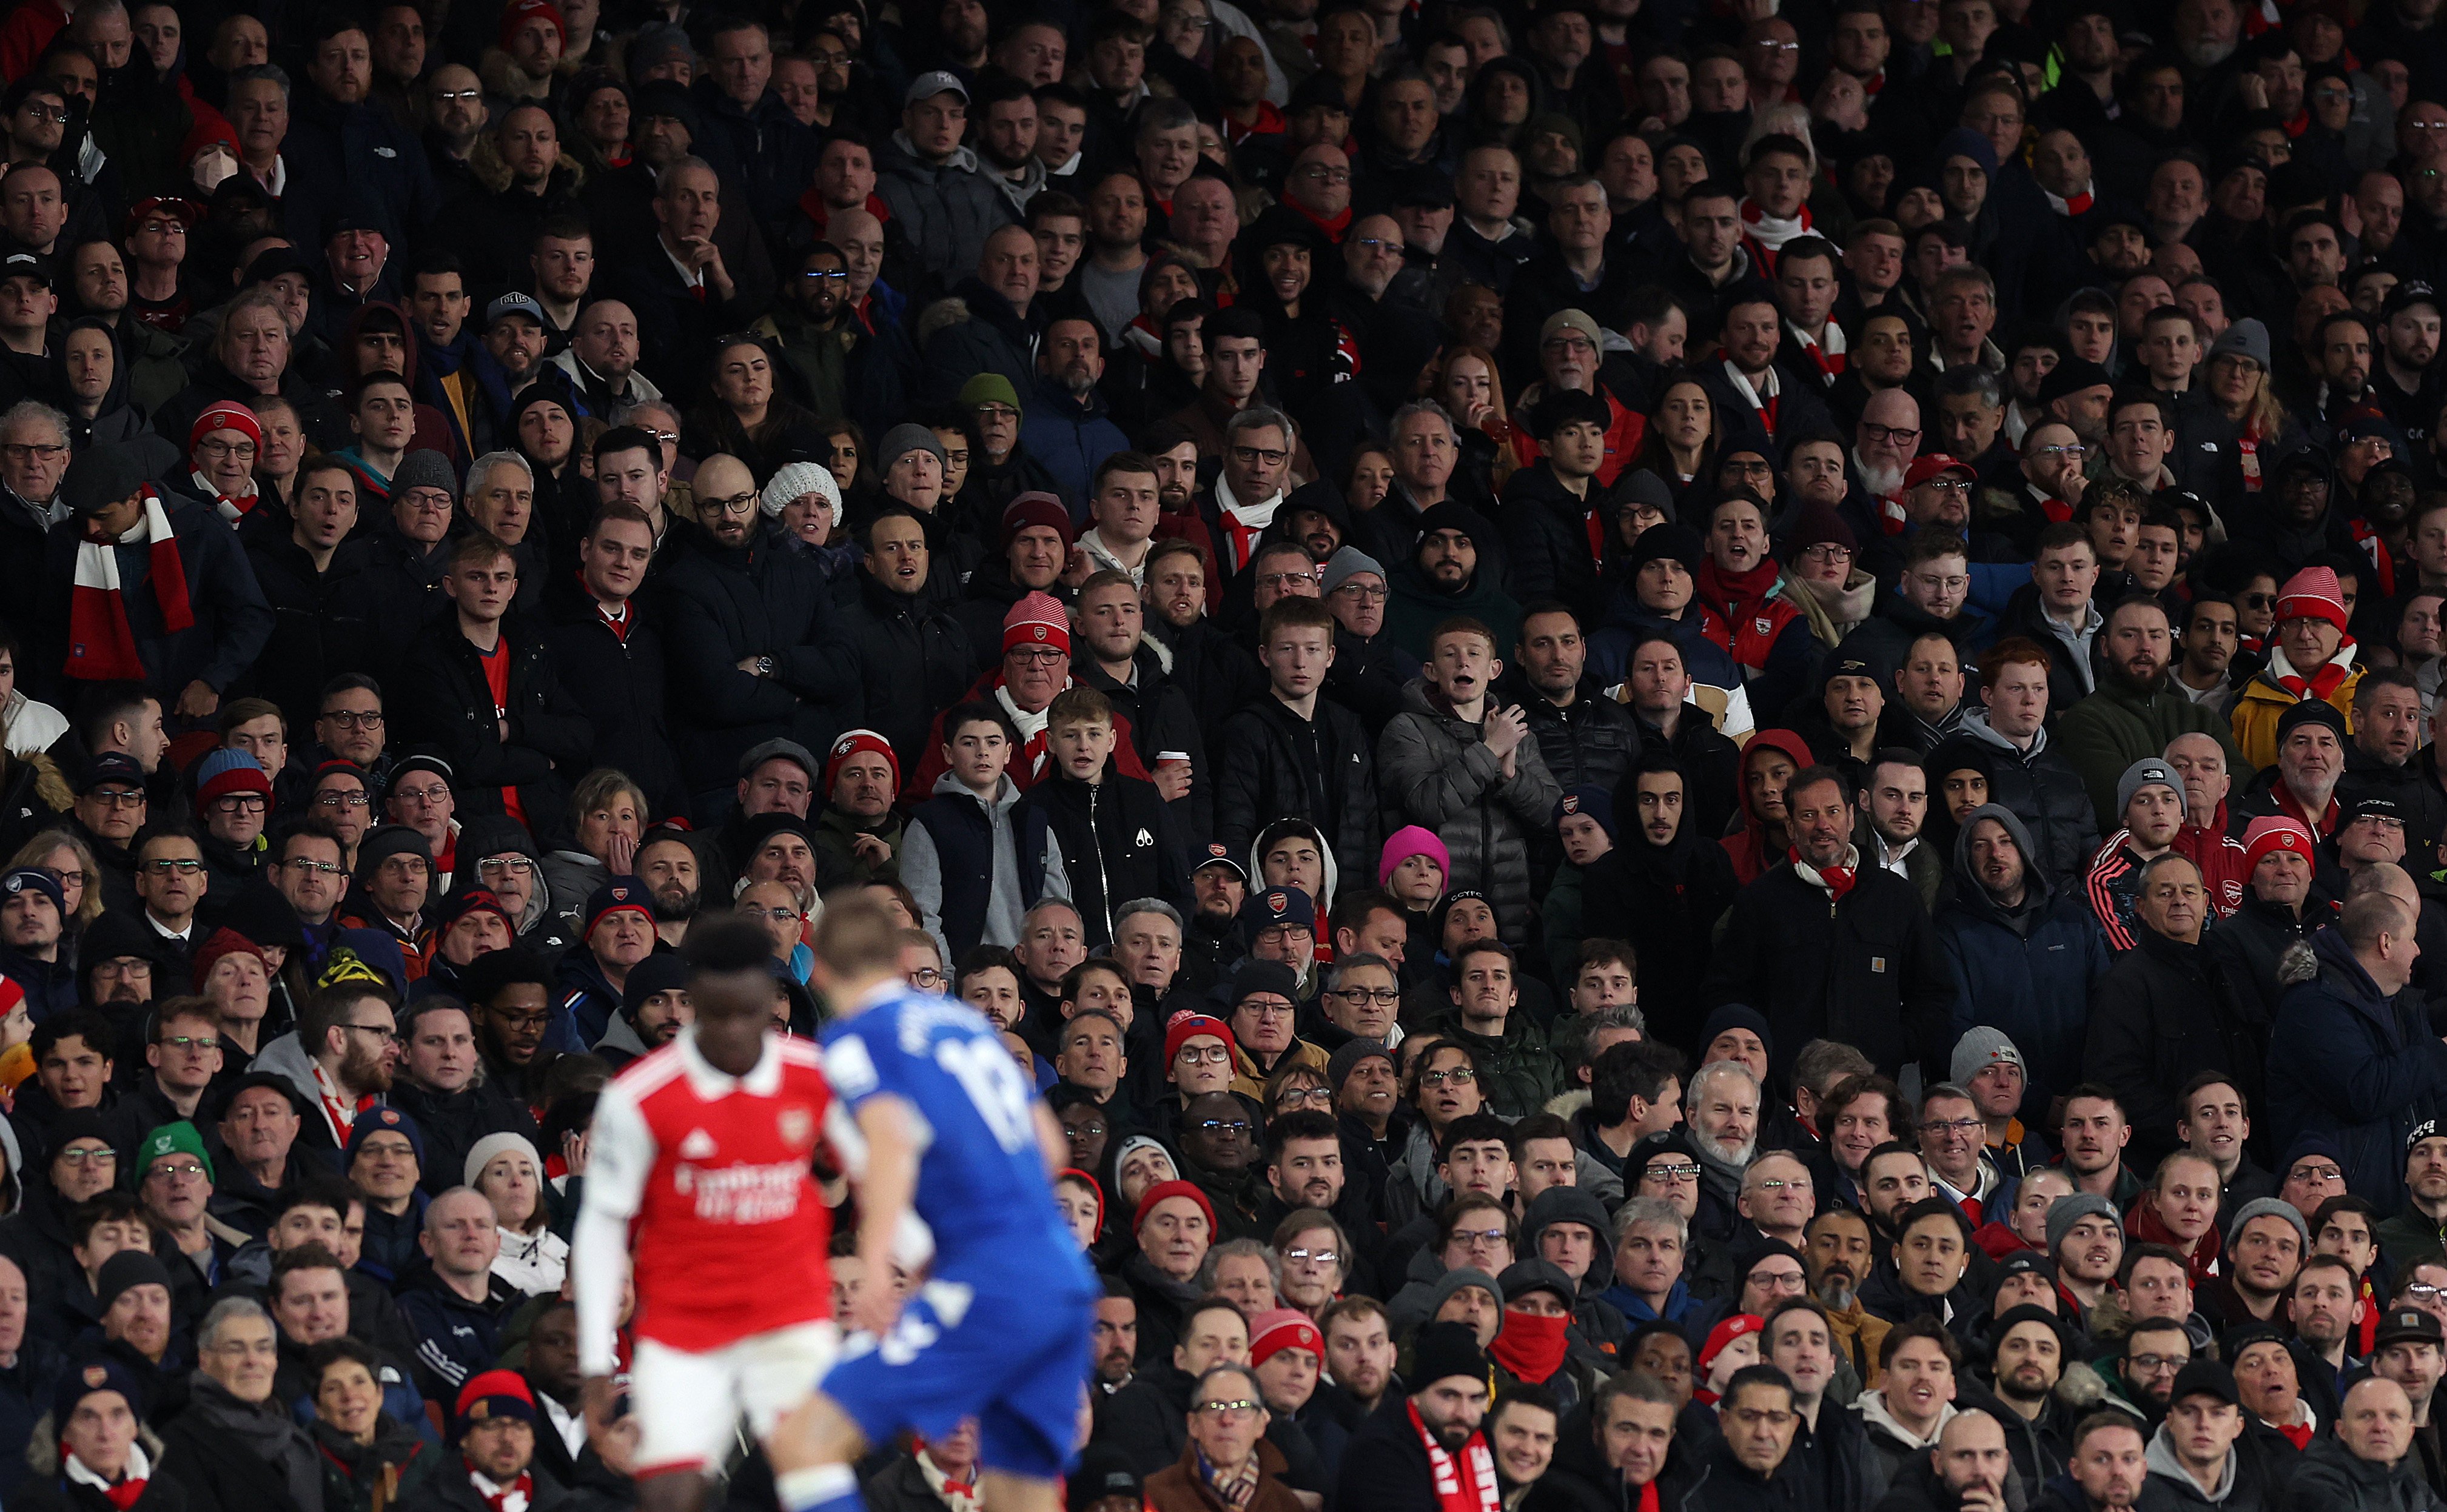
[656,532,858,795]
[1961,712,2101,892]
[1512,673,1643,795]
[1213,694,1381,891]
[1013,764,1192,948]
[1076,637,1212,845]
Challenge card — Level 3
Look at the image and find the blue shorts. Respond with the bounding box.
[817,1273,1094,1481]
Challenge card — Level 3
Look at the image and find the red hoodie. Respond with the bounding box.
[1721,729,1817,885]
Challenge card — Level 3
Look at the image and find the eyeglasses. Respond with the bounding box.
[1256,570,1320,590]
[478,856,535,876]
[1919,477,1971,493]
[432,88,482,103]
[1231,444,1291,466]
[342,1022,398,1042]
[2128,1353,2189,1374]
[1748,1177,1808,1193]
[1333,583,1388,602]
[1296,166,1351,184]
[47,869,86,887]
[1066,1119,1110,1137]
[156,1035,220,1052]
[1009,647,1066,665]
[1645,1161,1703,1180]
[144,1161,207,1180]
[1237,999,1294,1019]
[2,442,65,461]
[15,105,66,123]
[705,490,760,517]
[1751,1269,1807,1291]
[1285,1245,1341,1265]
[316,790,370,808]
[2036,443,2087,460]
[908,966,943,986]
[1451,1226,1507,1245]
[973,403,1020,422]
[140,858,203,875]
[1352,236,1403,253]
[2291,1164,2345,1183]
[1420,1066,1476,1087]
[799,269,848,282]
[195,439,255,459]
[1861,422,1921,444]
[211,793,269,812]
[286,858,344,877]
[1194,1399,1263,1418]
[1924,1116,1984,1136]
[55,1147,113,1166]
[1175,1045,1232,1065]
[491,1009,552,1031]
[742,906,803,922]
[1724,460,1773,476]
[1277,1087,1334,1109]
[318,709,383,728]
[1799,544,1853,563]
[1334,986,1400,1006]
[92,959,149,977]
[1195,1118,1252,1135]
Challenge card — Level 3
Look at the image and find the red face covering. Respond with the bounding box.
[1488,1307,1570,1383]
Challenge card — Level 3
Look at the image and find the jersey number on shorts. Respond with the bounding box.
[935,1037,1034,1154]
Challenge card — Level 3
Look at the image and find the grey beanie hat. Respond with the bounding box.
[2208,318,2271,370]
[394,448,458,498]
[2227,1196,2311,1253]
[1321,544,1386,595]
[2115,757,2180,819]
[878,422,947,472]
[1429,1265,1502,1317]
[1950,1026,2024,1088]
[2044,1191,2120,1256]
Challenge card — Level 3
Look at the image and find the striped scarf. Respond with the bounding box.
[67,487,191,681]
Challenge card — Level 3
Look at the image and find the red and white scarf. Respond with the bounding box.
[1719,359,1781,437]
[1408,1399,1500,1512]
[65,1445,150,1511]
[192,468,258,524]
[2269,637,2358,706]
[469,1465,532,1512]
[68,487,192,681]
[2042,182,2095,217]
[1791,845,1862,905]
[1787,321,1847,386]
[1738,198,1811,250]
[1216,476,1283,573]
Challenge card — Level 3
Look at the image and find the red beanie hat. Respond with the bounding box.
[1164,1011,1236,1066]
[190,927,269,993]
[1697,1313,1764,1382]
[2274,566,2349,633]
[2241,815,2315,871]
[824,728,901,795]
[1001,491,1075,549]
[1004,591,1072,657]
[1249,1309,1324,1366]
[500,0,567,50]
[1132,1178,1217,1235]
[188,403,261,463]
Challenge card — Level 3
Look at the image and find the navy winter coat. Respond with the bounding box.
[2265,928,2447,1212]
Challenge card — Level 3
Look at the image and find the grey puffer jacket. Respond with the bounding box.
[1375,680,1562,944]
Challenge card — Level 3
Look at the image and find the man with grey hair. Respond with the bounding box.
[1210,404,1297,580]
[0,396,68,612]
[163,1294,322,1512]
[1600,1194,1704,1330]
[1687,1059,1761,1240]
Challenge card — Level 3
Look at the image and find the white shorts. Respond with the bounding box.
[629,1320,840,1475]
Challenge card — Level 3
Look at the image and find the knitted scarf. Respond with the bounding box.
[68,487,191,681]
[1696,556,1782,630]
[1790,845,1861,904]
[2267,636,2356,704]
[1739,197,1811,250]
[1488,1308,1569,1383]
[1408,1399,1500,1512]
[192,467,258,524]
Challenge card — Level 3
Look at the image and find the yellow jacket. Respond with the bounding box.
[2230,661,2361,772]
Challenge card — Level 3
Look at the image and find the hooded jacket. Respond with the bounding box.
[1380,506,1526,663]
[1960,707,2101,892]
[1935,804,2114,1106]
[2277,1435,2429,1512]
[2264,928,2447,1213]
[1721,729,1817,886]
[1377,680,1563,946]
[875,133,1015,287]
[1580,797,1741,1049]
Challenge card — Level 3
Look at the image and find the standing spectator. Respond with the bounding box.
[1377,617,1561,945]
[1935,805,2110,1110]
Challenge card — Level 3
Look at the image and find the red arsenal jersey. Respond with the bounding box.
[582,1031,838,1354]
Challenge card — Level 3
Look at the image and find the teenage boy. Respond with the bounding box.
[1018,686,1192,949]
[902,700,1069,960]
[1216,596,1380,883]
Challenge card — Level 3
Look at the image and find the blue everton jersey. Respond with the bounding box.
[821,988,1093,1294]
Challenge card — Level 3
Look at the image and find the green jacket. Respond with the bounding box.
[1431,1010,1561,1119]
[2055,678,2244,829]
[813,803,904,890]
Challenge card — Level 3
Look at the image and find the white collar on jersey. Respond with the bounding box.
[678,1026,785,1099]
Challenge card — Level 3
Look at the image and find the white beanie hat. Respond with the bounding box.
[464,1131,541,1189]
[762,460,842,528]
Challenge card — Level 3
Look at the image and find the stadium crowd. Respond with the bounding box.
[23,0,2447,1507]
